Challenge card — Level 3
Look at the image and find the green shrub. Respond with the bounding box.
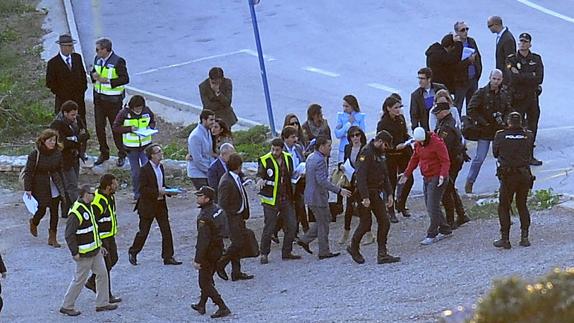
[0,0,35,16]
[234,125,270,145]
[163,142,188,160]
[530,188,560,210]
[470,268,574,323]
[235,143,269,162]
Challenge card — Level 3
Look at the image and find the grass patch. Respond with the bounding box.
[466,189,562,220]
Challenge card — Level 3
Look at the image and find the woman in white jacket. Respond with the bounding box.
[334,95,366,163]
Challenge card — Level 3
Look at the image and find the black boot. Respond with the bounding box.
[216,255,230,281]
[211,304,231,318]
[377,248,400,264]
[388,207,399,223]
[519,229,531,247]
[346,244,365,264]
[493,232,511,249]
[191,296,207,315]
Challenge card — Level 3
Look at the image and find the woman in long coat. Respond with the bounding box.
[24,129,66,248]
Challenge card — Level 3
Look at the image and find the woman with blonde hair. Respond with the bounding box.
[23,129,66,247]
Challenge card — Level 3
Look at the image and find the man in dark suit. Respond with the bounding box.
[216,153,254,282]
[128,144,182,266]
[207,143,236,198]
[453,21,482,115]
[199,67,237,128]
[410,67,447,131]
[487,16,516,84]
[46,34,88,126]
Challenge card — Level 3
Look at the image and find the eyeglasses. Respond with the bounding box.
[351,133,361,138]
[459,27,469,32]
[417,76,428,80]
[289,122,300,126]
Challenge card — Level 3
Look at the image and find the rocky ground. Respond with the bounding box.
[0,176,572,322]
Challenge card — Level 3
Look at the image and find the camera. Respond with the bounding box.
[493,112,504,127]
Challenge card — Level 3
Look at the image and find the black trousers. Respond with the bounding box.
[351,191,390,256]
[386,153,414,211]
[129,200,175,260]
[32,197,61,231]
[87,237,118,295]
[442,163,465,225]
[55,95,86,127]
[94,95,126,158]
[498,172,532,237]
[514,96,540,143]
[221,215,245,275]
[198,262,224,306]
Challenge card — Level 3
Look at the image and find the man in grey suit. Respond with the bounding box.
[297,136,351,259]
[487,16,516,84]
[216,153,254,281]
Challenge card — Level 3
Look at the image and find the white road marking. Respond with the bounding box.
[367,82,401,93]
[303,66,340,77]
[134,49,247,76]
[240,49,277,62]
[516,0,574,23]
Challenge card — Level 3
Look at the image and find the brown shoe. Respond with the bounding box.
[59,307,81,316]
[464,181,473,194]
[48,230,61,248]
[29,218,38,237]
[96,304,118,312]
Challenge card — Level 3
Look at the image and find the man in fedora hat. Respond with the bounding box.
[46,34,88,126]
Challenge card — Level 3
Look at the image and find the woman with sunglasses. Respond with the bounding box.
[334,95,366,163]
[337,126,367,245]
[377,95,413,222]
[283,113,307,148]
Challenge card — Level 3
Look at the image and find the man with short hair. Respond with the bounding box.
[188,109,216,190]
[85,174,121,303]
[91,38,129,167]
[505,32,544,166]
[207,143,236,196]
[257,138,301,264]
[281,126,308,233]
[347,131,400,265]
[50,100,90,217]
[60,185,117,316]
[425,34,461,92]
[46,34,88,125]
[297,136,351,260]
[199,67,237,127]
[191,186,231,319]
[453,21,482,115]
[487,16,516,84]
[128,144,182,266]
[410,67,448,131]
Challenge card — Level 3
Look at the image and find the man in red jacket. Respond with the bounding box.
[400,127,453,245]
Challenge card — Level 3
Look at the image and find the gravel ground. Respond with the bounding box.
[0,184,573,323]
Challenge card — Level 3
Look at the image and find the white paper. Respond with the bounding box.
[462,47,475,60]
[133,128,158,137]
[23,193,38,215]
[291,162,306,184]
[342,159,355,181]
[402,138,415,146]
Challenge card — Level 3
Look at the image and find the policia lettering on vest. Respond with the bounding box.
[257,139,301,263]
[492,112,535,250]
[85,174,122,303]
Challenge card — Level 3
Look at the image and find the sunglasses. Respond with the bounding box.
[289,122,300,126]
[459,27,469,32]
[351,133,362,138]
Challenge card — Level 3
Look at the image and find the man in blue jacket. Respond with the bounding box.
[187,109,216,189]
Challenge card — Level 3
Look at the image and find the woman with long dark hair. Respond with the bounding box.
[24,129,66,248]
[302,104,331,153]
[337,126,367,245]
[283,113,307,148]
[377,95,414,222]
[212,118,233,155]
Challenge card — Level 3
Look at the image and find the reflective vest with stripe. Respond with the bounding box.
[92,190,117,239]
[258,152,291,206]
[68,200,101,254]
[94,53,125,96]
[122,112,152,147]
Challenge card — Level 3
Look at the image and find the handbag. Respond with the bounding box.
[461,115,481,141]
[331,168,350,188]
[239,228,260,259]
[19,149,40,189]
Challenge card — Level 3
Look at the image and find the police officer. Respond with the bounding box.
[85,174,121,303]
[492,112,535,249]
[505,32,544,166]
[346,131,400,265]
[256,138,301,264]
[191,186,231,318]
[433,102,470,229]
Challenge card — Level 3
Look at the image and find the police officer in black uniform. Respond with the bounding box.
[433,102,470,229]
[346,131,400,265]
[191,186,231,319]
[492,112,535,249]
[505,32,544,166]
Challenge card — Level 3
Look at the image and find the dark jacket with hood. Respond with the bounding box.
[23,145,66,207]
[425,42,461,91]
[467,83,513,140]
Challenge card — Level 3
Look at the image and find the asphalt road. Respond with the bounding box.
[70,0,574,194]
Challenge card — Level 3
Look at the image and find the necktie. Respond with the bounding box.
[66,56,72,70]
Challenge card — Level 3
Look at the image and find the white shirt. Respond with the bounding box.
[229,171,245,213]
[285,144,300,168]
[59,52,71,68]
[150,160,164,200]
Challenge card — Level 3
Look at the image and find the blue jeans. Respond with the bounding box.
[466,140,491,184]
[423,176,450,238]
[128,150,148,199]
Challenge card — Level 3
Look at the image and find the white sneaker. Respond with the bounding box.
[420,237,434,245]
[435,233,453,242]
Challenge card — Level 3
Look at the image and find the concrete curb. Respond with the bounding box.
[61,0,260,130]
